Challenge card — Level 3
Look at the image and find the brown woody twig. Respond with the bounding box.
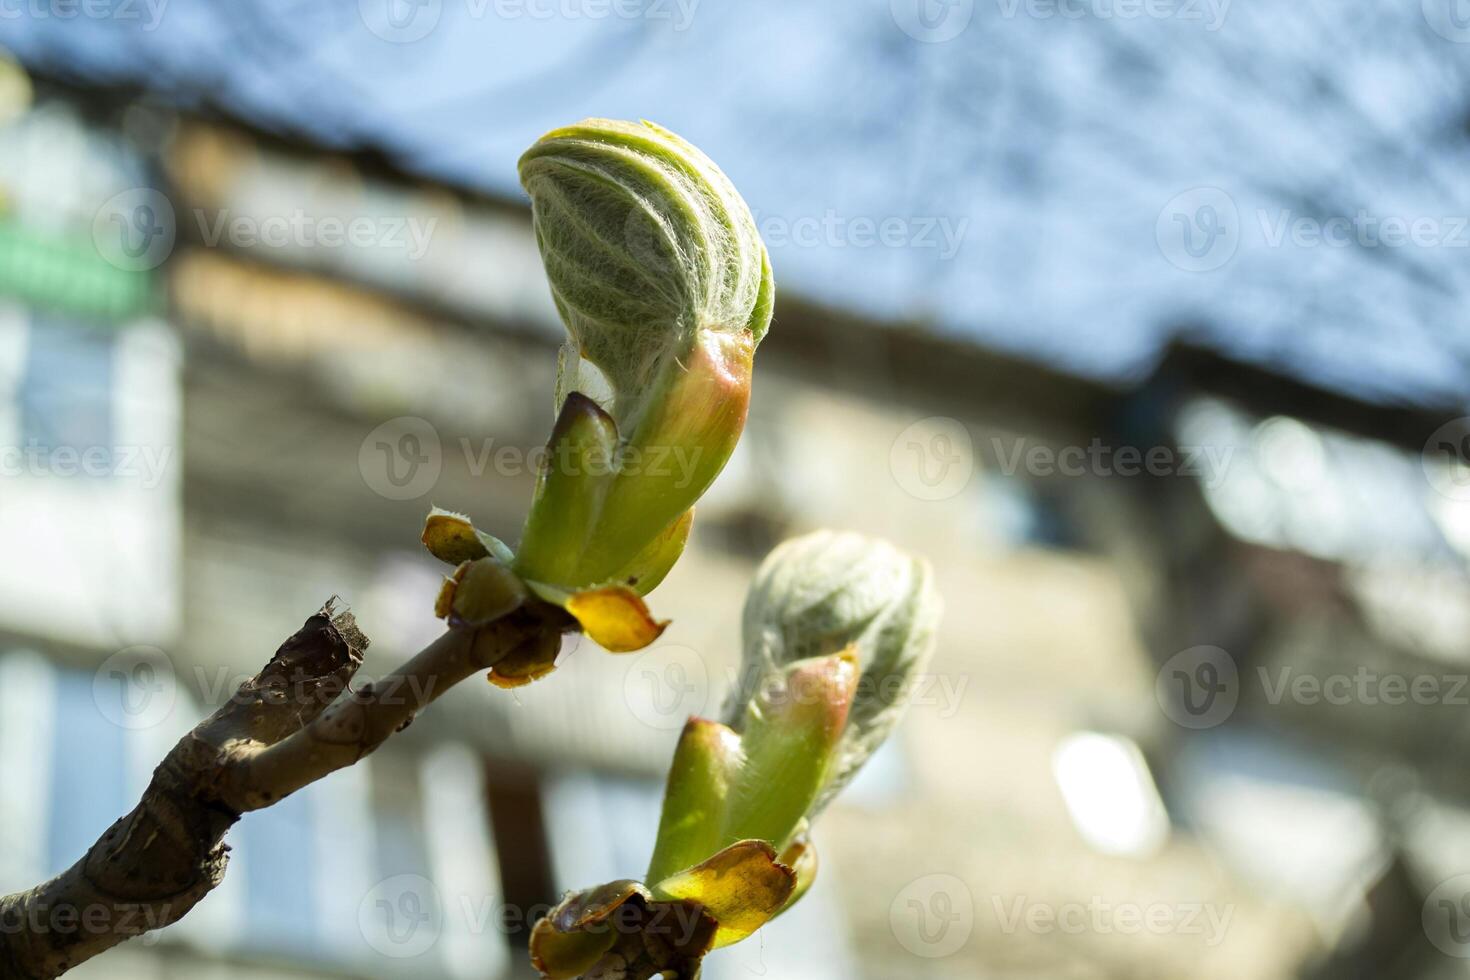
[0,598,561,979]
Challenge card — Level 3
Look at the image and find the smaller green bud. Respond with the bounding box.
[644,651,860,886]
[528,532,941,977]
[728,530,943,812]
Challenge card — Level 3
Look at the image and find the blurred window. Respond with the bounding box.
[18,315,115,473]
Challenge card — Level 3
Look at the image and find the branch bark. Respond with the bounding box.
[0,597,561,979]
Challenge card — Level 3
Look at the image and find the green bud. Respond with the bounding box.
[717,651,859,851]
[645,652,860,886]
[515,119,774,590]
[728,530,943,812]
[518,118,773,415]
[528,532,941,976]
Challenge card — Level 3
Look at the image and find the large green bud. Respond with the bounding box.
[514,119,774,592]
[518,118,773,410]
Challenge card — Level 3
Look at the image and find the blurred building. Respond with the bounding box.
[1,35,1470,980]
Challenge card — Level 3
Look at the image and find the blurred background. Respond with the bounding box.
[2,2,1470,977]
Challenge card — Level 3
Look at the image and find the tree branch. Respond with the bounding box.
[0,597,560,979]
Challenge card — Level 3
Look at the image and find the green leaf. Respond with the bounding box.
[646,718,741,884]
[513,392,618,587]
[720,651,860,852]
[574,331,753,586]
[607,508,694,596]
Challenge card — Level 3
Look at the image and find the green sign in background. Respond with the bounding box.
[0,219,156,321]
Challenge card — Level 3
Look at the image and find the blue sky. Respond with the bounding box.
[7,0,1469,408]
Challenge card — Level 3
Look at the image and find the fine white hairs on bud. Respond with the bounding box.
[728,530,942,812]
[518,118,773,433]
